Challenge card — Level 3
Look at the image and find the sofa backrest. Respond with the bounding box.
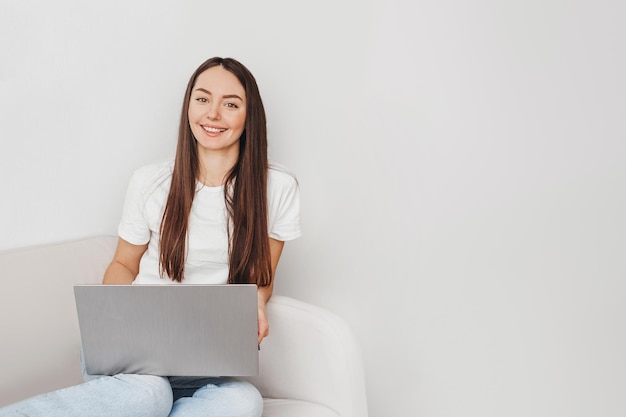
[0,236,117,406]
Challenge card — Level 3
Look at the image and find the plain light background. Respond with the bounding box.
[1,1,625,416]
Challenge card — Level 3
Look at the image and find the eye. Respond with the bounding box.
[195,97,208,103]
[225,102,239,109]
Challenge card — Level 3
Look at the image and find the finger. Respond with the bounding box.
[258,323,269,344]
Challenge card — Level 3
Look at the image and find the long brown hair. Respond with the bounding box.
[159,57,271,286]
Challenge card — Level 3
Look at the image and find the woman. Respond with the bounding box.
[0,57,301,417]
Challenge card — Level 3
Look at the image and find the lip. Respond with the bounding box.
[201,125,228,136]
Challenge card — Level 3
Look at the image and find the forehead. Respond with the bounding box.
[193,66,245,96]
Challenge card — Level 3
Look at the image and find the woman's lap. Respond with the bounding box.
[0,375,262,417]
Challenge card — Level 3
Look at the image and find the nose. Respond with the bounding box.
[206,103,221,120]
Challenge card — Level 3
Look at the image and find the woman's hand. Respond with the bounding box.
[256,238,284,345]
[258,302,269,345]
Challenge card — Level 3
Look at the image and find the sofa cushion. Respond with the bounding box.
[263,398,340,417]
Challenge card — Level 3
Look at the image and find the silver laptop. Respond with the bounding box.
[74,284,258,377]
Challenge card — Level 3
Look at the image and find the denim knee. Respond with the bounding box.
[113,374,173,417]
[170,379,263,417]
[0,374,173,417]
[198,379,263,416]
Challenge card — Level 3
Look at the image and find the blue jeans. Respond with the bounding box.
[0,355,263,417]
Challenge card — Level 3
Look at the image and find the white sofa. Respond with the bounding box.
[0,236,368,417]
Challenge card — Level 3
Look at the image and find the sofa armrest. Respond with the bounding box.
[243,295,369,417]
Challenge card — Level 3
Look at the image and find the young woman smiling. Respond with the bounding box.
[0,57,301,417]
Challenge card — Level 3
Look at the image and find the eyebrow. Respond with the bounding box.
[194,88,244,101]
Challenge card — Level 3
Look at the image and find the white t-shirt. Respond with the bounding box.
[118,159,301,285]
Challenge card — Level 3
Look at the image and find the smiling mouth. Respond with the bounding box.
[203,126,227,133]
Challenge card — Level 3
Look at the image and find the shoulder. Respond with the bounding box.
[130,159,174,189]
[124,159,174,203]
[267,161,300,206]
[268,161,299,188]
[132,158,174,180]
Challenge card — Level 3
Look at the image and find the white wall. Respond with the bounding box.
[2,1,625,416]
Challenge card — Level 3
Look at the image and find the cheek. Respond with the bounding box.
[187,110,199,137]
[225,113,246,131]
[187,106,196,121]
[236,112,247,129]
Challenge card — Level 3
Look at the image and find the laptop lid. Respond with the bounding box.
[74,284,258,377]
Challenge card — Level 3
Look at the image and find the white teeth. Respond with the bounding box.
[203,126,226,133]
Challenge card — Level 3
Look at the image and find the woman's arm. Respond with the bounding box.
[257,237,285,344]
[102,238,148,284]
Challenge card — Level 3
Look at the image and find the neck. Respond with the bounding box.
[197,147,239,187]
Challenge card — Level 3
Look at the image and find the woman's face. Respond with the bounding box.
[188,66,247,156]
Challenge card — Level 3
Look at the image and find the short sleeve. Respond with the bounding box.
[268,167,302,241]
[117,168,152,245]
